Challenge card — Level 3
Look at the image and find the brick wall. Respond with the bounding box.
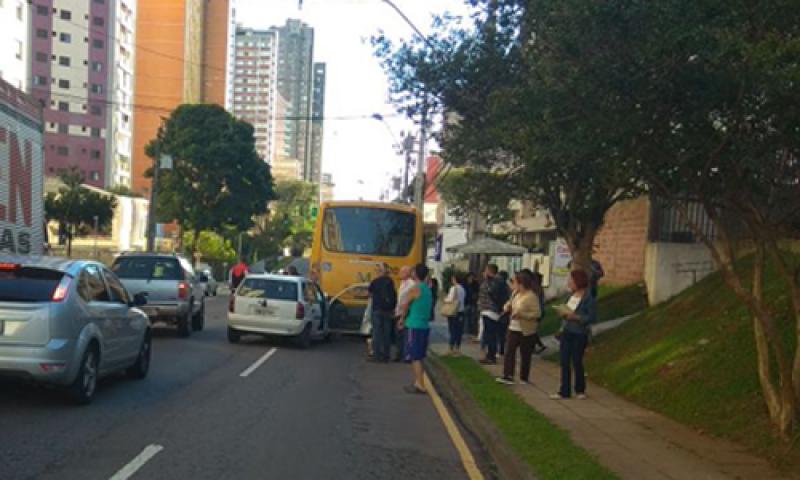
[594,197,651,286]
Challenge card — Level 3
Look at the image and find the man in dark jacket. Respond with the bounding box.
[477,264,507,364]
[368,263,397,362]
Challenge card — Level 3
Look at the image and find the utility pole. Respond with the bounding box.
[413,105,428,212]
[402,133,415,203]
[145,140,160,252]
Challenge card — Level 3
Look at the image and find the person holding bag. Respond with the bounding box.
[441,273,467,355]
[495,270,541,385]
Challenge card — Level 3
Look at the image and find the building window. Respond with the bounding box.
[36,5,48,15]
[90,171,100,182]
[16,2,22,20]
[58,124,68,134]
[59,10,71,20]
[93,0,105,3]
[36,29,48,39]
[58,56,70,66]
[35,52,48,62]
[90,105,102,116]
[60,33,71,43]
[58,79,69,89]
[91,128,101,138]
[92,61,103,72]
[33,75,47,86]
[90,84,103,94]
[92,39,104,49]
[58,101,68,112]
[93,16,104,27]
[57,146,69,156]
[91,150,101,159]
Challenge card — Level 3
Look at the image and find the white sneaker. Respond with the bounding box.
[495,377,515,385]
[519,380,530,386]
[549,393,567,400]
[576,393,588,400]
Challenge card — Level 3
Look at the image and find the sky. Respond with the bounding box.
[234,0,473,201]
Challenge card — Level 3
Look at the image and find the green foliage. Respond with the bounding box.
[107,185,142,198]
[250,179,318,259]
[586,257,800,468]
[183,230,236,265]
[438,168,513,226]
[438,356,618,480]
[146,104,275,237]
[45,168,117,257]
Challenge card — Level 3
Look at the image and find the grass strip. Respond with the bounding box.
[438,355,619,480]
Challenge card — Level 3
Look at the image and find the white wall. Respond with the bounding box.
[0,0,29,92]
[644,242,715,305]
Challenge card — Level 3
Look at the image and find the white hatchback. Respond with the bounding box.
[227,274,329,348]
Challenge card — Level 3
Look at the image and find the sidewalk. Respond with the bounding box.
[429,322,790,480]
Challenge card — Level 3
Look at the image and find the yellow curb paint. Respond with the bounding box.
[425,373,485,480]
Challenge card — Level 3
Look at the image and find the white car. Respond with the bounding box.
[227,274,329,348]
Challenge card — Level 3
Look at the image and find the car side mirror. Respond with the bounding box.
[132,292,148,307]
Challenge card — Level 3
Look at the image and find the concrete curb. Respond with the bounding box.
[425,355,537,480]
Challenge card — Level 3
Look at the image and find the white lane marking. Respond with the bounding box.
[109,444,164,480]
[239,348,278,377]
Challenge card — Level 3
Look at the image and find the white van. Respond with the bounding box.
[227,274,328,348]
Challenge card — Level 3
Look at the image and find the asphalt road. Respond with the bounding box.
[0,296,469,480]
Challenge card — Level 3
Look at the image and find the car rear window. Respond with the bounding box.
[112,257,183,281]
[0,267,65,302]
[238,279,298,301]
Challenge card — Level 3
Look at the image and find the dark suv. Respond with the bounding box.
[111,253,205,337]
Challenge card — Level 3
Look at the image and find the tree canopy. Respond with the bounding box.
[146,104,275,261]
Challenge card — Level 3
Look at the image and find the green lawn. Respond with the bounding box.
[438,356,618,480]
[585,257,800,469]
[538,283,648,337]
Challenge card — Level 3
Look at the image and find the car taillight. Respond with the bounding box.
[178,282,189,300]
[296,302,305,319]
[229,295,236,313]
[51,276,72,302]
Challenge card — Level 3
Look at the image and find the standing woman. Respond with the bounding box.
[551,270,597,400]
[445,273,467,355]
[496,271,541,385]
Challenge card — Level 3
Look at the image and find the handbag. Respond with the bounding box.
[440,299,458,317]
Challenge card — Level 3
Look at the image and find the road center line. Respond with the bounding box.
[109,444,164,480]
[239,348,278,377]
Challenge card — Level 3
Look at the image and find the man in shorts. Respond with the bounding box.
[398,264,433,394]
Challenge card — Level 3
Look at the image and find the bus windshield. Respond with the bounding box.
[322,207,415,257]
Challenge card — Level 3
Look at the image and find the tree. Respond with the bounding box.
[44,169,116,257]
[373,1,644,272]
[437,167,514,227]
[146,104,274,264]
[250,180,318,259]
[183,230,237,265]
[623,0,800,437]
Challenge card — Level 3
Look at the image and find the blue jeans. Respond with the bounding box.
[559,332,589,397]
[371,310,393,361]
[447,313,465,348]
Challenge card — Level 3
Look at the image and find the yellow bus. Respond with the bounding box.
[310,201,424,333]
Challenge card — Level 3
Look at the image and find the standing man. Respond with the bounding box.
[368,263,397,363]
[478,264,504,365]
[398,263,433,394]
[394,266,415,362]
[230,256,249,291]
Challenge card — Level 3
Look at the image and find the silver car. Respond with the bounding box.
[111,253,205,337]
[0,257,151,404]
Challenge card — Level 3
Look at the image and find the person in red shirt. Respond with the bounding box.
[230,257,249,290]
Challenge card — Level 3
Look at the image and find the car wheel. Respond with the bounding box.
[192,300,205,331]
[177,311,192,338]
[295,323,312,349]
[227,327,241,343]
[127,332,151,380]
[69,346,99,405]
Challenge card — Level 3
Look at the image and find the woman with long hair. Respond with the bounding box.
[551,270,597,400]
[495,270,541,385]
[444,273,467,355]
